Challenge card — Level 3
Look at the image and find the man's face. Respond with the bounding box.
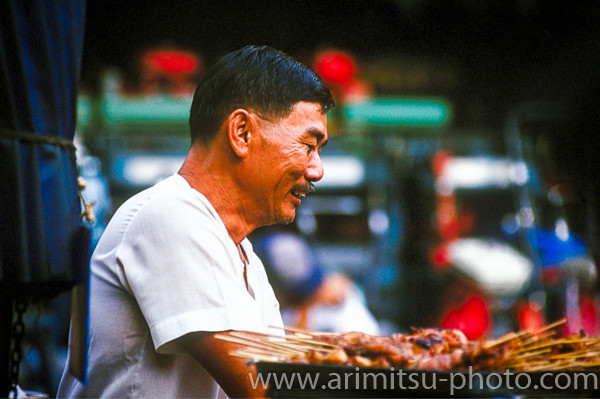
[250,101,328,225]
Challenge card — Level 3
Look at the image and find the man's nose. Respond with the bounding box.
[305,151,324,182]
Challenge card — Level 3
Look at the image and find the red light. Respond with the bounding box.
[518,301,546,332]
[314,49,356,85]
[142,49,200,75]
[441,296,489,339]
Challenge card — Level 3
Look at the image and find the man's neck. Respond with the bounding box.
[178,147,256,245]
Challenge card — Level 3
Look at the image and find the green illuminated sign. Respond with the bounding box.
[343,98,451,126]
[77,93,451,129]
[103,93,191,124]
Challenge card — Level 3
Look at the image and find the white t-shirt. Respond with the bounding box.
[57,174,283,398]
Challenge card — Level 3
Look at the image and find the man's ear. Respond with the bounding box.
[227,109,255,158]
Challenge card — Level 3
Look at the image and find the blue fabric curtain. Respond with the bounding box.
[0,0,88,298]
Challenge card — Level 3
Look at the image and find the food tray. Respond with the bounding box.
[255,361,599,398]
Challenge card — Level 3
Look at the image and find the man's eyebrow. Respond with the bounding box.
[307,128,328,146]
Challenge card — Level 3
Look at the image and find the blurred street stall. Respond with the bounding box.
[73,44,600,343]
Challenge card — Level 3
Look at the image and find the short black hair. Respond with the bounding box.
[189,45,335,144]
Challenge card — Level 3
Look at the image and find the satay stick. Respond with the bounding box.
[548,350,600,360]
[509,348,552,361]
[266,325,341,349]
[583,337,600,346]
[223,331,337,357]
[509,353,600,372]
[515,338,590,354]
[261,338,335,355]
[227,331,286,343]
[216,333,304,356]
[272,340,337,352]
[226,330,287,343]
[506,318,567,350]
[483,330,529,349]
[516,331,556,347]
[531,318,567,335]
[231,330,346,356]
[269,324,319,338]
[282,335,339,349]
[234,330,338,350]
[226,332,318,355]
[229,349,285,363]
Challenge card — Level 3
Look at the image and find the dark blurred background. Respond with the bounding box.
[81,0,600,125]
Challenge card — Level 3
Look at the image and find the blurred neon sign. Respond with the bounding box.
[343,98,451,126]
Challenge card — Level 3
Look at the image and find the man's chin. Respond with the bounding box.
[274,211,296,225]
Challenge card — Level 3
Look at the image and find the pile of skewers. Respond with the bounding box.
[485,319,600,372]
[218,319,600,372]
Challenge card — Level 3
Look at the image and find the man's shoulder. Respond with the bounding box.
[125,175,212,215]
[101,175,232,263]
[109,175,222,237]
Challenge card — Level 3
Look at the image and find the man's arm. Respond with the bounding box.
[178,331,267,398]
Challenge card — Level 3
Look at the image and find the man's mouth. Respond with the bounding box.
[290,183,315,200]
[291,190,307,199]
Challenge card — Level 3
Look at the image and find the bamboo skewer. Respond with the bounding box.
[269,324,320,338]
[516,331,556,348]
[482,331,528,349]
[531,318,567,335]
[217,330,338,361]
[509,348,552,360]
[515,339,580,354]
[282,336,338,349]
[262,338,331,355]
[230,349,284,363]
[548,350,600,360]
[271,340,336,352]
[228,330,338,350]
[498,318,567,350]
[215,333,303,357]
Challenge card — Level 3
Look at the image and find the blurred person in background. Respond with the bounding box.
[252,225,380,335]
[57,45,334,398]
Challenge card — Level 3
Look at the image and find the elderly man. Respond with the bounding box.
[57,45,334,398]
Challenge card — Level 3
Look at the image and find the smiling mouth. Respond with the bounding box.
[290,183,315,200]
[291,190,307,199]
